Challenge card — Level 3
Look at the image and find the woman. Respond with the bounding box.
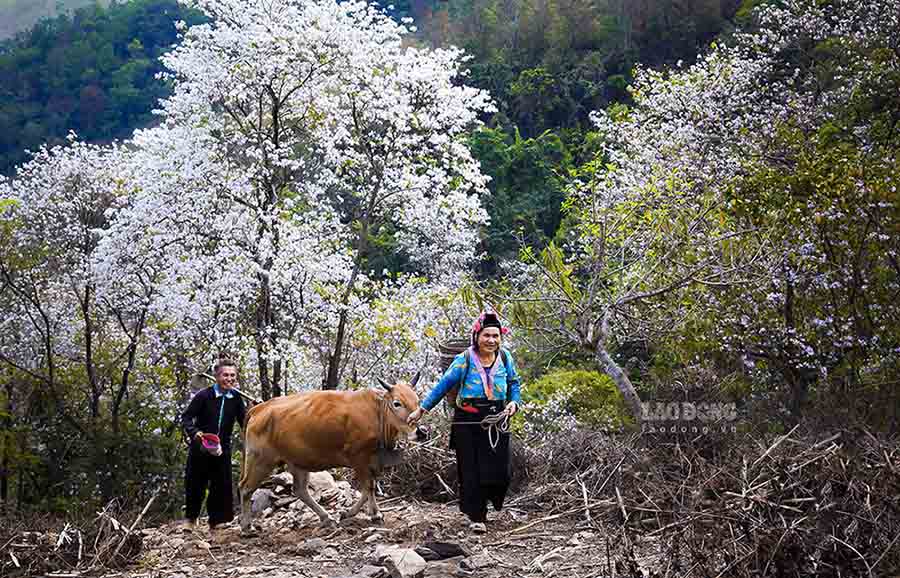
[408,309,522,531]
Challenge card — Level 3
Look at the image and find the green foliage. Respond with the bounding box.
[467,127,575,271]
[0,327,189,513]
[23,411,183,515]
[734,0,768,26]
[419,0,740,138]
[524,368,631,429]
[0,0,205,175]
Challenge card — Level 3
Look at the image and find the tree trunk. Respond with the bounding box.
[256,346,271,401]
[324,250,365,390]
[787,367,815,423]
[595,345,643,426]
[272,359,282,398]
[256,279,273,400]
[0,382,10,508]
[324,308,348,390]
[82,284,100,420]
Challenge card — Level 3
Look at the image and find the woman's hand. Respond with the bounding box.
[504,401,518,417]
[407,407,427,425]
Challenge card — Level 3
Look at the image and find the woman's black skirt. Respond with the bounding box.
[449,398,511,522]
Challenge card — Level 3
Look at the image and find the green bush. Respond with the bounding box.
[523,369,630,430]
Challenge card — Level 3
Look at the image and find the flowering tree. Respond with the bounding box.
[0,0,497,506]
[693,0,900,417]
[95,0,493,397]
[0,137,148,432]
[0,135,191,501]
[512,0,900,422]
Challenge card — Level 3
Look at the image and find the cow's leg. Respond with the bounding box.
[341,466,381,523]
[365,475,382,523]
[291,468,338,528]
[238,445,276,535]
[287,464,303,498]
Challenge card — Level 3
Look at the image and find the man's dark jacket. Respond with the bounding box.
[181,386,247,450]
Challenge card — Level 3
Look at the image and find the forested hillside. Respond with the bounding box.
[0,0,204,174]
[0,0,742,228]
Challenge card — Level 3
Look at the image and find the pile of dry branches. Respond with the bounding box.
[387,416,900,576]
[619,426,900,576]
[0,490,158,578]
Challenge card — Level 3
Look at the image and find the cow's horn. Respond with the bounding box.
[410,370,421,387]
[377,377,394,392]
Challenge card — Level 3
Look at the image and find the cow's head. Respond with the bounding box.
[376,373,421,433]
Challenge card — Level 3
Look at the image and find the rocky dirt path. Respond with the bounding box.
[120,500,625,578]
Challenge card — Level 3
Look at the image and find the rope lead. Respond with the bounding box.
[482,412,511,450]
[450,413,512,450]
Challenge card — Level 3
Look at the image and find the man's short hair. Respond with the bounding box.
[214,358,237,374]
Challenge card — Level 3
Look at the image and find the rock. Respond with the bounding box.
[460,553,495,571]
[423,557,464,578]
[380,547,427,578]
[414,547,440,562]
[365,533,383,544]
[168,537,185,549]
[415,542,470,561]
[271,471,294,486]
[323,546,340,558]
[308,470,337,494]
[275,496,298,508]
[358,565,389,578]
[252,488,276,514]
[373,544,401,561]
[293,537,328,555]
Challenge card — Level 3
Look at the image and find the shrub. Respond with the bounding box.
[523,369,630,431]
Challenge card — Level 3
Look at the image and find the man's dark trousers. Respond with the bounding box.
[184,445,234,526]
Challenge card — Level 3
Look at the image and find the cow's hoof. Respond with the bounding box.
[240,527,259,538]
[370,512,384,524]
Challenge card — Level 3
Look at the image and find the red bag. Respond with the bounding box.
[199,433,222,456]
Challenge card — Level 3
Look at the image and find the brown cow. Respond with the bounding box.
[239,377,420,535]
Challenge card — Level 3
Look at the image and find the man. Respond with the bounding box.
[181,359,247,530]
